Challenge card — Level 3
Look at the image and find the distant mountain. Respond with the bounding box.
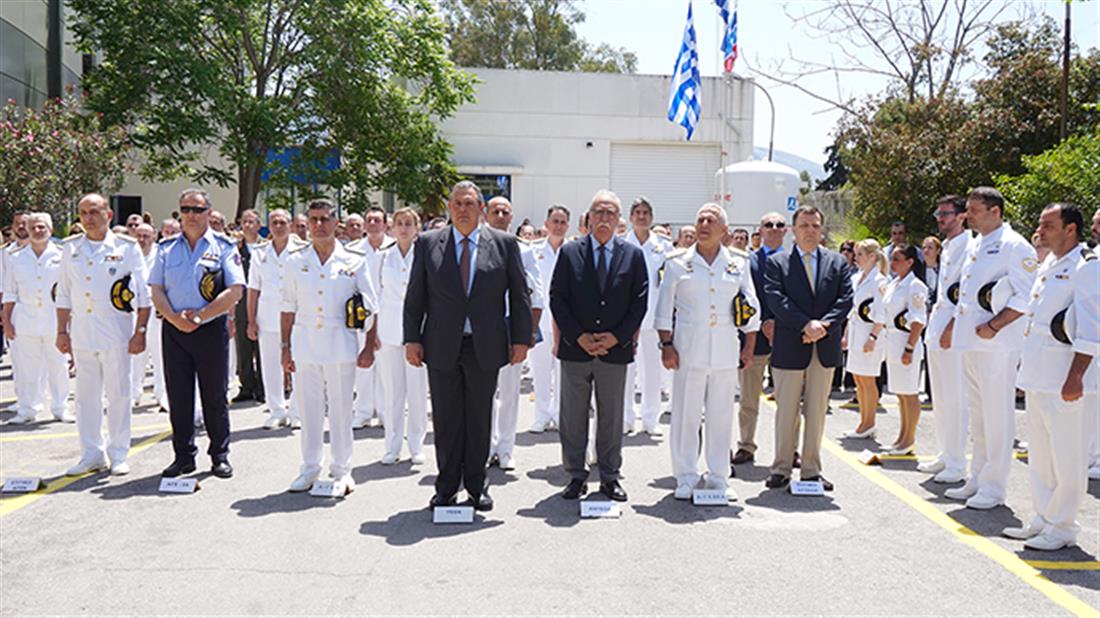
[752,147,826,181]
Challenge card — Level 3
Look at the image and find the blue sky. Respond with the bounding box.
[576,0,1100,167]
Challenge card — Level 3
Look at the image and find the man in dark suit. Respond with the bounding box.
[550,190,648,502]
[733,211,787,465]
[403,181,532,511]
[762,205,853,490]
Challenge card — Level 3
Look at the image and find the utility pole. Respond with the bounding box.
[1060,0,1071,141]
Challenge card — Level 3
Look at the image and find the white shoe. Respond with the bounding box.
[944,483,978,501]
[965,493,1004,510]
[351,415,370,430]
[641,424,662,437]
[623,421,635,436]
[288,417,301,429]
[380,452,398,465]
[1088,465,1100,481]
[916,459,945,474]
[1024,533,1073,552]
[52,409,74,423]
[933,469,967,484]
[289,471,319,492]
[1002,522,1044,540]
[262,415,286,429]
[842,427,877,439]
[586,450,598,466]
[66,457,108,476]
[6,412,36,425]
[529,419,549,433]
[334,474,356,494]
[498,453,515,471]
[410,453,426,465]
[674,483,694,500]
[157,398,170,412]
[887,444,915,456]
[110,461,131,476]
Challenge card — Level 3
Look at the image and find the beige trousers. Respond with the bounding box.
[771,349,834,478]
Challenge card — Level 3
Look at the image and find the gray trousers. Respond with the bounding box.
[560,358,627,483]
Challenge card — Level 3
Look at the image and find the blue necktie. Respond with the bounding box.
[597,245,608,292]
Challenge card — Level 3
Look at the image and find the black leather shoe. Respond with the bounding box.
[599,481,628,502]
[764,474,790,489]
[429,494,457,508]
[731,448,755,465]
[231,392,254,403]
[801,475,834,491]
[253,392,266,404]
[792,451,801,469]
[161,460,196,477]
[562,479,588,500]
[467,488,493,512]
[211,461,234,478]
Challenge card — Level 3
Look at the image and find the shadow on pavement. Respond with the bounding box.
[742,490,840,512]
[359,509,503,545]
[731,464,771,483]
[633,494,744,524]
[515,493,582,528]
[944,504,1022,539]
[351,461,419,483]
[230,490,346,517]
[89,472,218,501]
[513,431,561,447]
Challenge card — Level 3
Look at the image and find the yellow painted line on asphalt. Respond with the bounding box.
[823,440,1099,618]
[871,452,1029,461]
[0,429,171,518]
[0,423,169,443]
[1025,561,1100,571]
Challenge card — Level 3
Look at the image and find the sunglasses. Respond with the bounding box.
[180,206,209,214]
[762,221,786,229]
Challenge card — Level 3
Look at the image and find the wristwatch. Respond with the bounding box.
[136,326,147,334]
[192,314,203,325]
[659,340,674,349]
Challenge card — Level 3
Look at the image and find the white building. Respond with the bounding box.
[114,67,754,229]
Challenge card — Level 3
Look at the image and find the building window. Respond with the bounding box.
[465,174,511,201]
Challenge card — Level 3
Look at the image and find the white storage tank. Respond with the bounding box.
[714,160,802,229]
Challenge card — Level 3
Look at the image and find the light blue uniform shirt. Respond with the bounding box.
[149,228,245,314]
[453,225,480,334]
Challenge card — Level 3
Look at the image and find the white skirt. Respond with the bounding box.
[885,330,924,395]
[846,332,884,377]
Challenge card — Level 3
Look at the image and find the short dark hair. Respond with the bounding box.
[892,243,927,282]
[364,205,386,217]
[306,199,337,215]
[936,194,967,214]
[546,204,570,219]
[732,227,749,237]
[791,205,824,226]
[1046,202,1085,241]
[630,197,653,216]
[968,187,1005,212]
[891,220,907,230]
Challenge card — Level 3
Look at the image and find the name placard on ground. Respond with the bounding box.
[433,505,475,524]
[1,477,43,493]
[858,450,882,465]
[309,479,348,498]
[790,480,825,496]
[693,488,732,505]
[580,500,621,518]
[158,478,199,494]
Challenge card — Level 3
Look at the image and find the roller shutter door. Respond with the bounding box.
[610,143,721,226]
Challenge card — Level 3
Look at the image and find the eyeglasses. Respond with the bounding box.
[179,206,209,215]
[590,207,618,219]
[933,211,957,219]
[761,221,786,229]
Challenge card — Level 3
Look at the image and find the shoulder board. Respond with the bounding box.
[380,238,397,250]
[212,232,235,244]
[345,246,366,257]
[63,234,85,244]
[289,243,311,254]
[665,248,688,260]
[377,242,398,252]
[116,234,137,243]
[728,246,749,258]
[1082,247,1097,262]
[252,239,271,248]
[158,235,178,245]
[518,237,532,246]
[8,242,27,253]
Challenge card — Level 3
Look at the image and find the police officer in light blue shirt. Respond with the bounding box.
[149,188,245,479]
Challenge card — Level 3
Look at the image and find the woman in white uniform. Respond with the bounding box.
[375,207,428,465]
[842,239,887,439]
[881,245,928,454]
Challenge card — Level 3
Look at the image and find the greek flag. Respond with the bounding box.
[667,1,701,140]
[715,0,738,72]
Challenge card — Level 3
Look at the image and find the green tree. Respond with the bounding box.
[69,0,476,218]
[996,127,1100,225]
[441,0,636,73]
[0,93,131,226]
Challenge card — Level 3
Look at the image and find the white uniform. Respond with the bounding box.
[2,241,27,413]
[529,237,564,428]
[845,270,887,377]
[375,243,428,460]
[1015,246,1099,544]
[655,247,761,492]
[952,223,1037,503]
[281,242,377,481]
[248,237,309,424]
[882,272,928,395]
[55,231,150,465]
[492,240,544,460]
[2,241,70,420]
[925,231,973,476]
[129,246,158,404]
[347,236,393,426]
[622,229,670,432]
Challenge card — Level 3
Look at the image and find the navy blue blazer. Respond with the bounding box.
[763,246,853,370]
[749,246,783,355]
[549,235,648,365]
